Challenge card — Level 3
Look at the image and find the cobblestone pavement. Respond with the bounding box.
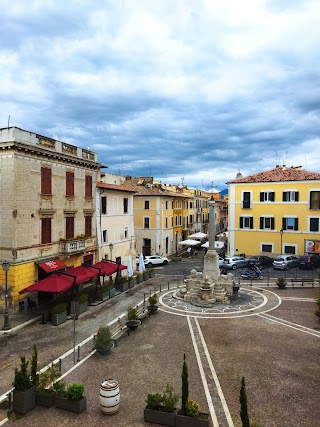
[0,269,319,426]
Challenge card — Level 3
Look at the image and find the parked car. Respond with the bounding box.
[218,257,225,267]
[223,256,247,270]
[298,255,320,270]
[144,255,170,268]
[273,255,299,270]
[247,256,274,269]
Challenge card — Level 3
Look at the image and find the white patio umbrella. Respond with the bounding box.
[138,253,145,273]
[127,256,133,278]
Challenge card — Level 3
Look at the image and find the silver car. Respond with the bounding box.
[144,255,170,268]
[223,256,247,270]
[273,255,299,270]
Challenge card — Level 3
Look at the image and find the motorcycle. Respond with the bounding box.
[240,264,264,279]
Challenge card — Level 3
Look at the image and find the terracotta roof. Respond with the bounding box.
[97,182,135,192]
[227,167,320,184]
[119,178,189,197]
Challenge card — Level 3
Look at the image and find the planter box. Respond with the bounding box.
[149,270,155,278]
[36,391,56,407]
[55,395,86,413]
[119,282,129,292]
[79,301,88,314]
[128,278,136,288]
[136,275,143,284]
[52,310,67,326]
[143,272,150,281]
[147,305,159,314]
[144,408,176,426]
[175,411,210,427]
[13,386,36,415]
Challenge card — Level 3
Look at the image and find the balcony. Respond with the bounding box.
[59,239,86,254]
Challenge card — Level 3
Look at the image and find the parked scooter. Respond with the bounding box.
[240,264,264,279]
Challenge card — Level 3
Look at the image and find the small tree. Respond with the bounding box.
[181,353,189,415]
[30,345,38,385]
[239,376,250,427]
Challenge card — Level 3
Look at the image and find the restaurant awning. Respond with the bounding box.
[178,239,200,246]
[65,264,100,285]
[187,232,208,240]
[36,259,67,273]
[93,260,127,276]
[19,272,75,294]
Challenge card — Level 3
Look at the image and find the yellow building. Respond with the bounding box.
[227,166,320,257]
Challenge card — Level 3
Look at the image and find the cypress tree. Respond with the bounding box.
[30,345,38,385]
[240,376,250,427]
[181,353,189,415]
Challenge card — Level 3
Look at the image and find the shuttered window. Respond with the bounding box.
[144,217,150,228]
[310,218,319,232]
[41,218,51,244]
[101,196,107,214]
[66,172,74,196]
[282,217,298,231]
[85,216,92,237]
[240,216,253,229]
[260,192,275,202]
[41,167,52,195]
[260,217,275,229]
[124,198,128,213]
[85,175,92,198]
[66,217,74,239]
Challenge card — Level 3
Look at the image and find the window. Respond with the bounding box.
[240,216,253,229]
[124,198,128,213]
[180,215,182,225]
[172,217,174,226]
[260,191,274,202]
[101,196,107,214]
[260,217,274,230]
[242,191,251,209]
[189,215,193,223]
[261,244,272,252]
[124,227,128,239]
[41,218,51,244]
[172,201,174,209]
[175,216,178,225]
[85,216,92,237]
[165,201,168,209]
[282,217,298,231]
[310,217,320,232]
[284,246,296,254]
[165,217,168,228]
[41,167,52,195]
[283,191,299,202]
[144,217,150,228]
[66,217,74,239]
[85,175,92,198]
[310,191,320,209]
[144,200,150,209]
[102,230,108,243]
[66,171,74,196]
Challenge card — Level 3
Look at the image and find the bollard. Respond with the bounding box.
[59,358,62,372]
[168,281,170,290]
[160,283,162,292]
[77,345,80,362]
[144,293,146,303]
[7,391,13,414]
[93,334,96,346]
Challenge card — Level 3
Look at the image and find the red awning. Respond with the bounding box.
[93,260,126,276]
[37,259,67,273]
[65,264,100,285]
[19,273,75,294]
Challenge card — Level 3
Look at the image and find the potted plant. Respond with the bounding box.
[51,303,68,326]
[136,272,143,284]
[276,277,287,288]
[144,384,179,426]
[94,326,115,355]
[175,354,210,427]
[143,269,150,281]
[76,293,88,314]
[148,267,155,278]
[54,381,86,413]
[147,293,159,314]
[36,363,60,407]
[100,282,115,300]
[117,276,129,292]
[12,356,36,414]
[128,275,136,288]
[126,306,141,330]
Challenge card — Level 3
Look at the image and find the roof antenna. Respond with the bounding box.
[7,115,10,128]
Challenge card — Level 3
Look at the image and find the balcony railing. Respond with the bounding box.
[60,239,86,254]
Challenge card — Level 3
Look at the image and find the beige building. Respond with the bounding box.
[0,127,102,309]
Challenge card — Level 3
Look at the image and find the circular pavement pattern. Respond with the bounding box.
[159,287,282,318]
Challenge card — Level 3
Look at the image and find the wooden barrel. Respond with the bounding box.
[99,379,120,414]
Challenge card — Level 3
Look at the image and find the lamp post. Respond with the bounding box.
[280,229,283,254]
[109,243,114,261]
[2,261,11,331]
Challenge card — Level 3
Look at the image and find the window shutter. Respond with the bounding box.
[85,175,92,198]
[260,217,264,229]
[295,192,299,202]
[260,192,264,202]
[294,218,298,231]
[101,197,107,214]
[85,216,92,237]
[41,167,52,195]
[66,217,74,239]
[123,198,128,213]
[282,218,286,230]
[271,218,275,230]
[41,218,51,244]
[250,217,253,229]
[66,172,74,196]
[240,217,243,228]
[282,192,286,202]
[271,192,275,202]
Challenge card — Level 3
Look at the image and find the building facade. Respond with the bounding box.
[0,127,102,309]
[227,166,320,257]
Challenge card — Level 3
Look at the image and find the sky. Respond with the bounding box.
[1,0,320,191]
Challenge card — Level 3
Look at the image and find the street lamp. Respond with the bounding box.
[109,243,114,261]
[280,229,283,254]
[2,261,11,331]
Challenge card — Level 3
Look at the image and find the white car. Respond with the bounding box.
[144,255,170,268]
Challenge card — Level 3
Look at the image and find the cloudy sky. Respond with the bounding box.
[2,0,320,190]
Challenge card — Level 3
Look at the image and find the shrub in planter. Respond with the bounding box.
[36,364,60,407]
[128,275,136,288]
[117,276,129,292]
[276,277,287,288]
[94,326,114,354]
[75,293,88,303]
[148,268,155,278]
[147,294,159,313]
[136,272,143,283]
[126,306,141,330]
[52,303,68,314]
[54,382,86,413]
[144,384,178,427]
[52,303,68,326]
[12,356,36,414]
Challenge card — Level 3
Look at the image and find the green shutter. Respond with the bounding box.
[282,192,286,202]
[260,217,264,229]
[271,192,275,202]
[271,218,275,230]
[260,192,264,202]
[240,217,243,228]
[294,218,298,230]
[282,218,286,230]
[250,217,253,229]
[295,192,299,202]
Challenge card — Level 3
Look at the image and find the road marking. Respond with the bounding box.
[259,313,320,337]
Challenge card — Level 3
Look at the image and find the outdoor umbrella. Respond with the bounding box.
[19,272,75,294]
[127,256,133,278]
[138,253,145,273]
